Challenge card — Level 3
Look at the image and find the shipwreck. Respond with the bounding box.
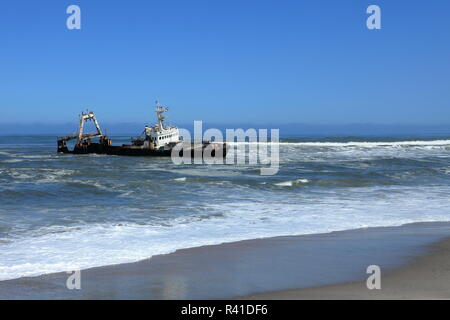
[57,102,227,158]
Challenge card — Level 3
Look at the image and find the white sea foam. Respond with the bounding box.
[1,185,450,281]
[118,190,134,197]
[274,178,309,187]
[173,177,187,182]
[230,140,450,148]
[7,169,76,184]
[21,155,53,159]
[9,172,34,180]
[2,159,23,163]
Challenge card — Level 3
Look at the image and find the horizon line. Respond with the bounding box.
[1,122,450,126]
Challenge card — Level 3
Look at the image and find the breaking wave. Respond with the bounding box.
[1,184,450,280]
[274,178,309,187]
[230,139,450,148]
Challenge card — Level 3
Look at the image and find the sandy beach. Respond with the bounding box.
[0,222,449,299]
[243,234,450,300]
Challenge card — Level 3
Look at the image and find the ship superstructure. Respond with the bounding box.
[141,102,181,150]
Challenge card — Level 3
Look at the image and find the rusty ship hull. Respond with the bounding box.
[58,139,228,158]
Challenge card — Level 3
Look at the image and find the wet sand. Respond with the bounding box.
[1,222,450,299]
[243,236,450,299]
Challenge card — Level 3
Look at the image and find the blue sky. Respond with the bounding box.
[1,0,449,125]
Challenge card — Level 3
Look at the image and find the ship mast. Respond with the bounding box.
[155,101,168,131]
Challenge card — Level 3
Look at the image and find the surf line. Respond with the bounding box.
[181,304,215,318]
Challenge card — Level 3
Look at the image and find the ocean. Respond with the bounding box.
[1,135,450,281]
